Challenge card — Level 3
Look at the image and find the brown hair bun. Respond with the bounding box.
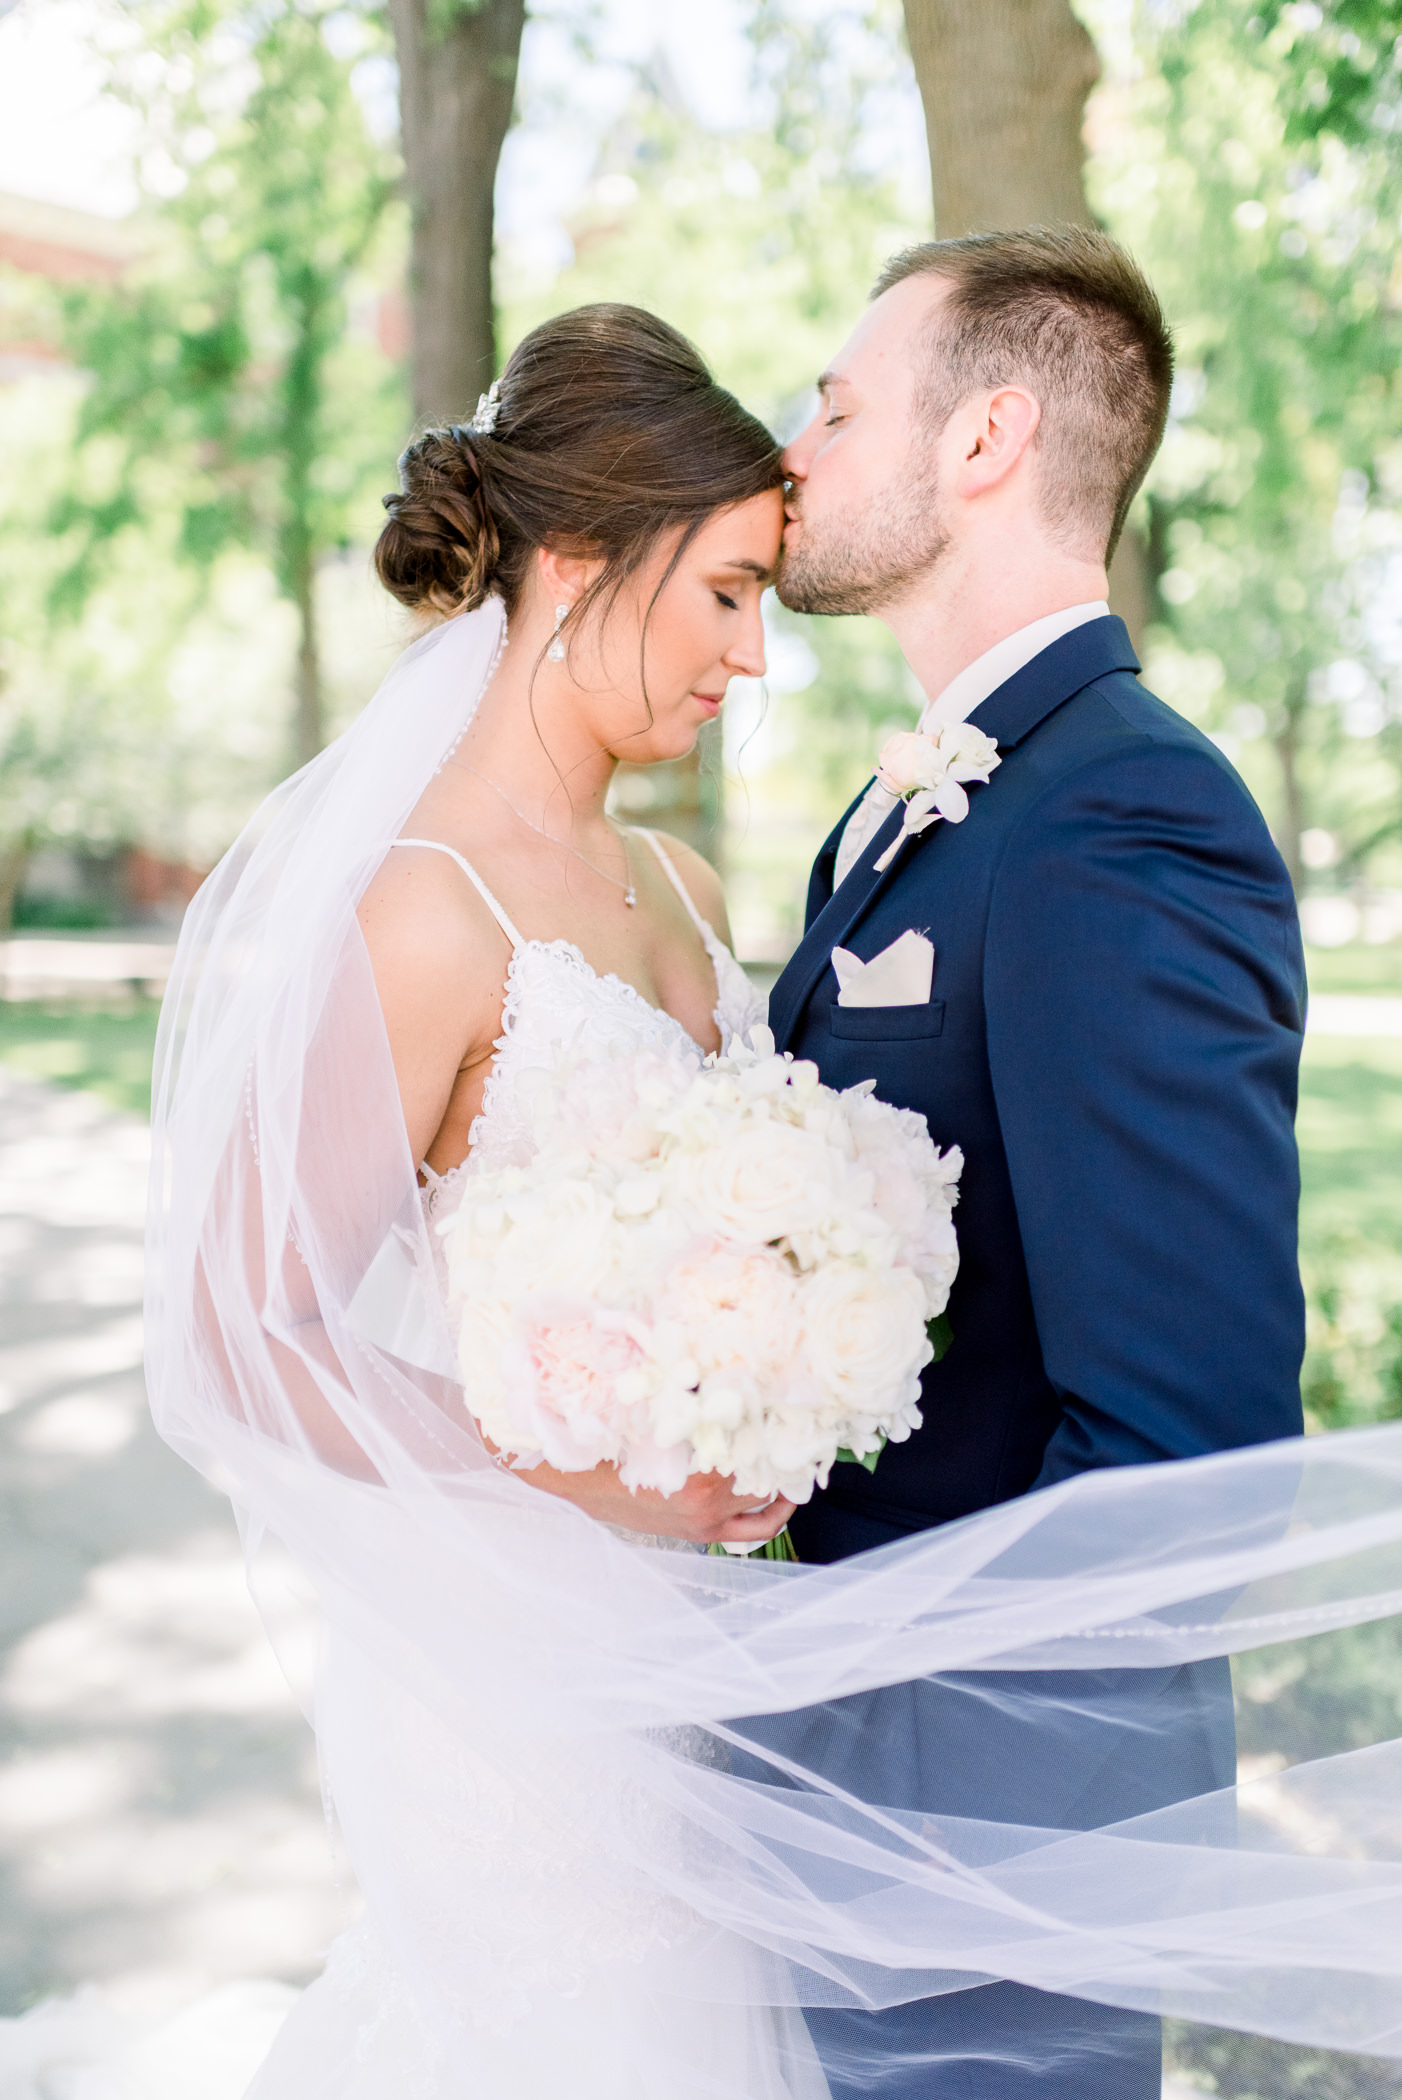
[373,304,783,622]
[375,427,500,617]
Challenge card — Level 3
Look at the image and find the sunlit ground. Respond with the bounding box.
[0,1069,344,2024]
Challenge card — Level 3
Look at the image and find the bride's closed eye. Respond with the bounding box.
[715,591,739,611]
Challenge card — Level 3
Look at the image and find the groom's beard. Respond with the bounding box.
[776,458,951,616]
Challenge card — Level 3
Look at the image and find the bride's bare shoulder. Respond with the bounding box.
[356,843,512,1036]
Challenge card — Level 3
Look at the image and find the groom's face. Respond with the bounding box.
[777,276,952,617]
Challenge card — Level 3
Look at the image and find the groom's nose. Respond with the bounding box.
[781,417,819,486]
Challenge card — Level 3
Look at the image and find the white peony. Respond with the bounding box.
[663,1242,802,1381]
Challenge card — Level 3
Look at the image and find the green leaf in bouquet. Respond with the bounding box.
[927,1311,953,1362]
[834,1436,885,1474]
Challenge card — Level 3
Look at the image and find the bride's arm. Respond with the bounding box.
[357,844,506,1168]
[484,1445,797,1546]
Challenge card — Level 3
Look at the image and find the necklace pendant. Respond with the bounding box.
[625,886,637,908]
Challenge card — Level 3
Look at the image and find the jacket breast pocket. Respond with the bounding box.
[829,1000,946,1041]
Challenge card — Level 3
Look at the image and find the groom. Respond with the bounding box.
[767,228,1306,2094]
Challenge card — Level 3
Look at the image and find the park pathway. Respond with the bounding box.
[0,1069,344,2026]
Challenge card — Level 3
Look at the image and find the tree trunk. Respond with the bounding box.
[389,0,526,422]
[1272,675,1307,900]
[0,831,32,936]
[292,548,323,770]
[281,277,327,768]
[901,0,1154,648]
[902,0,1100,236]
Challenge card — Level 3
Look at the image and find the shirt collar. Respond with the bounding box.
[918,600,1110,731]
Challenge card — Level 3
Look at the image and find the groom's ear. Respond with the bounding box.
[953,387,1042,498]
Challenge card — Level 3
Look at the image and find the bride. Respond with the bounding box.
[165,304,828,2100]
[103,300,1402,2096]
[357,305,799,1556]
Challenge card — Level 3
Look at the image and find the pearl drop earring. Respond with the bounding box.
[547,603,568,663]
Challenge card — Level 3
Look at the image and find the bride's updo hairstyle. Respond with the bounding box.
[374,305,784,638]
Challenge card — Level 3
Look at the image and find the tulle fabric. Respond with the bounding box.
[146,601,1402,2090]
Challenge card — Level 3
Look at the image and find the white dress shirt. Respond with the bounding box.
[832,601,1110,888]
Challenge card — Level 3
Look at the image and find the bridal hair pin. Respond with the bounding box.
[468,378,502,436]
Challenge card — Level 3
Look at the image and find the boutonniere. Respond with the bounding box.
[871,723,1002,872]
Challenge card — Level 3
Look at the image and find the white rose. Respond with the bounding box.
[875,729,945,796]
[800,1263,931,1412]
[663,1119,836,1248]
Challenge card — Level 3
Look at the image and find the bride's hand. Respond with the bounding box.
[499,1449,797,1546]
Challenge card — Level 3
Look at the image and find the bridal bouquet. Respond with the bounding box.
[439,1027,960,1514]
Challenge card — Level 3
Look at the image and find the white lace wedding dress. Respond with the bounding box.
[0,832,825,2100]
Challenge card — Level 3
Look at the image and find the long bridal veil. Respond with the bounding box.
[147,598,1402,2086]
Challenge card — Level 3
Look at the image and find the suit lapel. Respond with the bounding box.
[768,799,909,1049]
[804,782,873,929]
[768,617,1141,1053]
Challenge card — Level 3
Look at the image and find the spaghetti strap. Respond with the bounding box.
[633,828,714,943]
[389,839,525,951]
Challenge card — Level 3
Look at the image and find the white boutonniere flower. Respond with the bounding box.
[871,723,1002,872]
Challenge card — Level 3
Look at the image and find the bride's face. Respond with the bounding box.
[565,489,784,767]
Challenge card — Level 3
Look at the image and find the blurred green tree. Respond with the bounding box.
[1090,0,1402,900]
[57,0,403,767]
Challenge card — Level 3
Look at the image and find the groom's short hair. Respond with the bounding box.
[873,226,1172,562]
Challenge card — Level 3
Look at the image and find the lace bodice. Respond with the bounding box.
[399,828,766,1220]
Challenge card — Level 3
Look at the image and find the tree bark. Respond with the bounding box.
[902,0,1100,236]
[0,832,32,936]
[292,548,323,770]
[901,0,1152,646]
[389,0,526,422]
[1272,674,1308,900]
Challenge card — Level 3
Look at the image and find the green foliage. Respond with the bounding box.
[0,999,161,1117]
[57,0,404,760]
[0,363,213,893]
[1167,2014,1402,2098]
[505,7,923,425]
[1294,1032,1402,1428]
[1090,0,1402,890]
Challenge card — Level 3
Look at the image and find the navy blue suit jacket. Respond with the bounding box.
[770,616,1306,1561]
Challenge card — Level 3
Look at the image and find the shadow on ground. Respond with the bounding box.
[0,1071,345,2022]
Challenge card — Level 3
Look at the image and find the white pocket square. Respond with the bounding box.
[831,929,934,1008]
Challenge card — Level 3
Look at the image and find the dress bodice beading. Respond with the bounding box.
[390,829,766,1225]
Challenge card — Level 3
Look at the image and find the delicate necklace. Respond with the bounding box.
[451,760,637,907]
